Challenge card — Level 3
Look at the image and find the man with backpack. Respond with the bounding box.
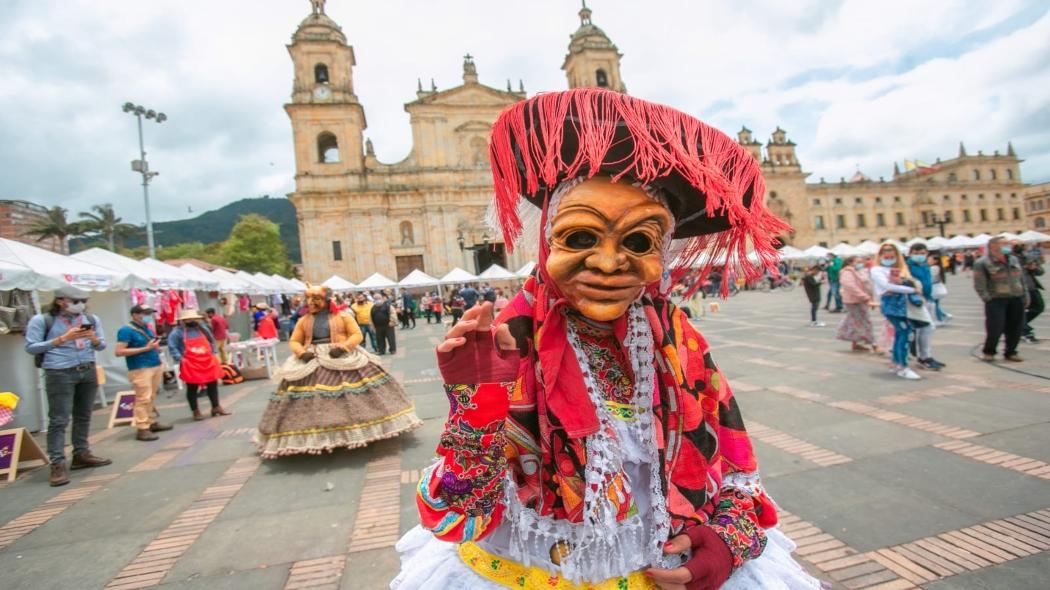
[116,305,173,442]
[24,286,112,486]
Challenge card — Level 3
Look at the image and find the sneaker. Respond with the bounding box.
[980,354,995,362]
[896,367,921,380]
[917,358,942,371]
[809,321,826,327]
[928,358,947,369]
[1004,355,1024,363]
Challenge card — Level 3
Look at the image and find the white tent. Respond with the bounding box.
[289,278,308,291]
[178,263,233,291]
[778,245,807,260]
[440,267,479,285]
[945,235,973,249]
[322,275,357,291]
[211,268,254,293]
[998,232,1021,241]
[253,272,288,293]
[1018,230,1050,243]
[516,261,536,278]
[971,233,993,246]
[801,245,830,258]
[856,240,880,255]
[270,274,304,293]
[0,256,68,291]
[925,236,950,250]
[477,264,518,280]
[0,238,130,291]
[140,258,220,290]
[398,269,441,288]
[72,248,187,290]
[236,270,276,294]
[357,272,398,290]
[829,242,863,257]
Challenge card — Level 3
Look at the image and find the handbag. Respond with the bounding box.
[931,282,948,300]
[905,297,933,325]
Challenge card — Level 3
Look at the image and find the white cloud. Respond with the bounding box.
[0,0,1047,227]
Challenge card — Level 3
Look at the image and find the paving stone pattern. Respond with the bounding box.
[0,273,1047,589]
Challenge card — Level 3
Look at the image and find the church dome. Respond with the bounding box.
[292,12,347,44]
[568,5,616,53]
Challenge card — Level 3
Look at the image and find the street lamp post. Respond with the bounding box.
[122,102,166,258]
[925,214,949,238]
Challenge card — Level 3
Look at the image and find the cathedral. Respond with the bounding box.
[285,2,1030,284]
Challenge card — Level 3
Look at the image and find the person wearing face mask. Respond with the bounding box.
[116,305,173,441]
[905,244,945,371]
[24,286,112,486]
[168,309,228,420]
[870,244,922,380]
[836,257,878,352]
[394,89,819,590]
[255,285,421,457]
[974,237,1029,361]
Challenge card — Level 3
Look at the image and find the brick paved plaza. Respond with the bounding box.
[1,272,1047,590]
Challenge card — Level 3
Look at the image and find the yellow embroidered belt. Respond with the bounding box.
[458,541,658,590]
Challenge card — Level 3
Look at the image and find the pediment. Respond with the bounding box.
[454,120,492,133]
[409,83,522,108]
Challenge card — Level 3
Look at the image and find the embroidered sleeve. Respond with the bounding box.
[416,382,512,542]
[705,487,767,571]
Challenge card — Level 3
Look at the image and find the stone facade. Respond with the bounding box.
[1024,182,1050,231]
[285,3,1034,283]
[0,199,64,253]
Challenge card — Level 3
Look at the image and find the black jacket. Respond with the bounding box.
[370,301,393,326]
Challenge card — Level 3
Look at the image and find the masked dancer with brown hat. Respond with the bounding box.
[255,285,422,458]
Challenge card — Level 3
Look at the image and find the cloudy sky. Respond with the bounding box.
[2,0,1049,224]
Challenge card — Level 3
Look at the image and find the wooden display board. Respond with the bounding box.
[107,391,137,429]
[0,428,48,482]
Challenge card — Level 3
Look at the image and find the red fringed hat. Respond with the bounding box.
[488,88,791,284]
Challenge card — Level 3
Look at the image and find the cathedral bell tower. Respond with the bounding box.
[562,2,626,92]
[285,0,367,183]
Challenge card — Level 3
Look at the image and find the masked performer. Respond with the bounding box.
[393,89,821,590]
[255,285,421,458]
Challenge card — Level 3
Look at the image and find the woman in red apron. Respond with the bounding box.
[168,309,229,421]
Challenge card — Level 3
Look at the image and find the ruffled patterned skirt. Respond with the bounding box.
[255,344,422,458]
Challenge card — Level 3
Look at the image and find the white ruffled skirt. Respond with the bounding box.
[390,525,825,590]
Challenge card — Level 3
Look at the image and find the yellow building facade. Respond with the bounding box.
[286,3,1033,284]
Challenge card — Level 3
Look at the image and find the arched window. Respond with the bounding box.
[1006,169,1014,180]
[317,132,339,163]
[314,63,329,84]
[1035,217,1046,229]
[973,169,981,181]
[469,137,488,166]
[595,69,609,88]
[399,221,415,246]
[990,169,997,181]
[948,172,957,182]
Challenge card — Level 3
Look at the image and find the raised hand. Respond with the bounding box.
[436,302,519,385]
[436,302,514,353]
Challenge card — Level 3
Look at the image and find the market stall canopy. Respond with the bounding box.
[778,246,807,260]
[289,278,308,291]
[440,267,479,285]
[72,248,185,290]
[515,261,536,278]
[210,268,254,293]
[141,258,220,290]
[322,275,357,291]
[269,274,304,293]
[856,241,880,255]
[971,234,992,246]
[253,272,288,293]
[0,238,130,291]
[1018,230,1050,243]
[176,263,229,290]
[925,236,950,250]
[356,272,398,290]
[397,269,441,288]
[236,271,277,294]
[801,245,830,258]
[829,242,863,257]
[945,235,974,249]
[477,264,518,280]
[0,257,68,291]
[998,232,1021,241]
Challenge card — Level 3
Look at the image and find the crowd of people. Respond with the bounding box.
[798,238,1043,379]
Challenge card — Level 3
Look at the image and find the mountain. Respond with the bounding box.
[84,196,301,262]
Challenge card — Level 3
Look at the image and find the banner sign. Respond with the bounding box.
[0,428,48,482]
[107,391,137,429]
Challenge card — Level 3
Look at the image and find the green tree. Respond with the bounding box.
[78,203,141,251]
[219,214,293,275]
[153,242,225,265]
[22,206,84,253]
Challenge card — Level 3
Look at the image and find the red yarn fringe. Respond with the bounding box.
[489,88,791,297]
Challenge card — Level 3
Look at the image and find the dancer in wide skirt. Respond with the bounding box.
[256,285,421,458]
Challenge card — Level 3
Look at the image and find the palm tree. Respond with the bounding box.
[22,206,83,253]
[79,204,140,251]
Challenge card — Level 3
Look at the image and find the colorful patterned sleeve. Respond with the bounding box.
[415,380,514,542]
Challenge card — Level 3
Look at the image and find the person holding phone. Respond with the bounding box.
[24,286,112,487]
[116,305,173,441]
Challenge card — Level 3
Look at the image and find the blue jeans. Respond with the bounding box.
[44,365,98,464]
[359,324,377,351]
[826,281,843,310]
[885,315,912,367]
